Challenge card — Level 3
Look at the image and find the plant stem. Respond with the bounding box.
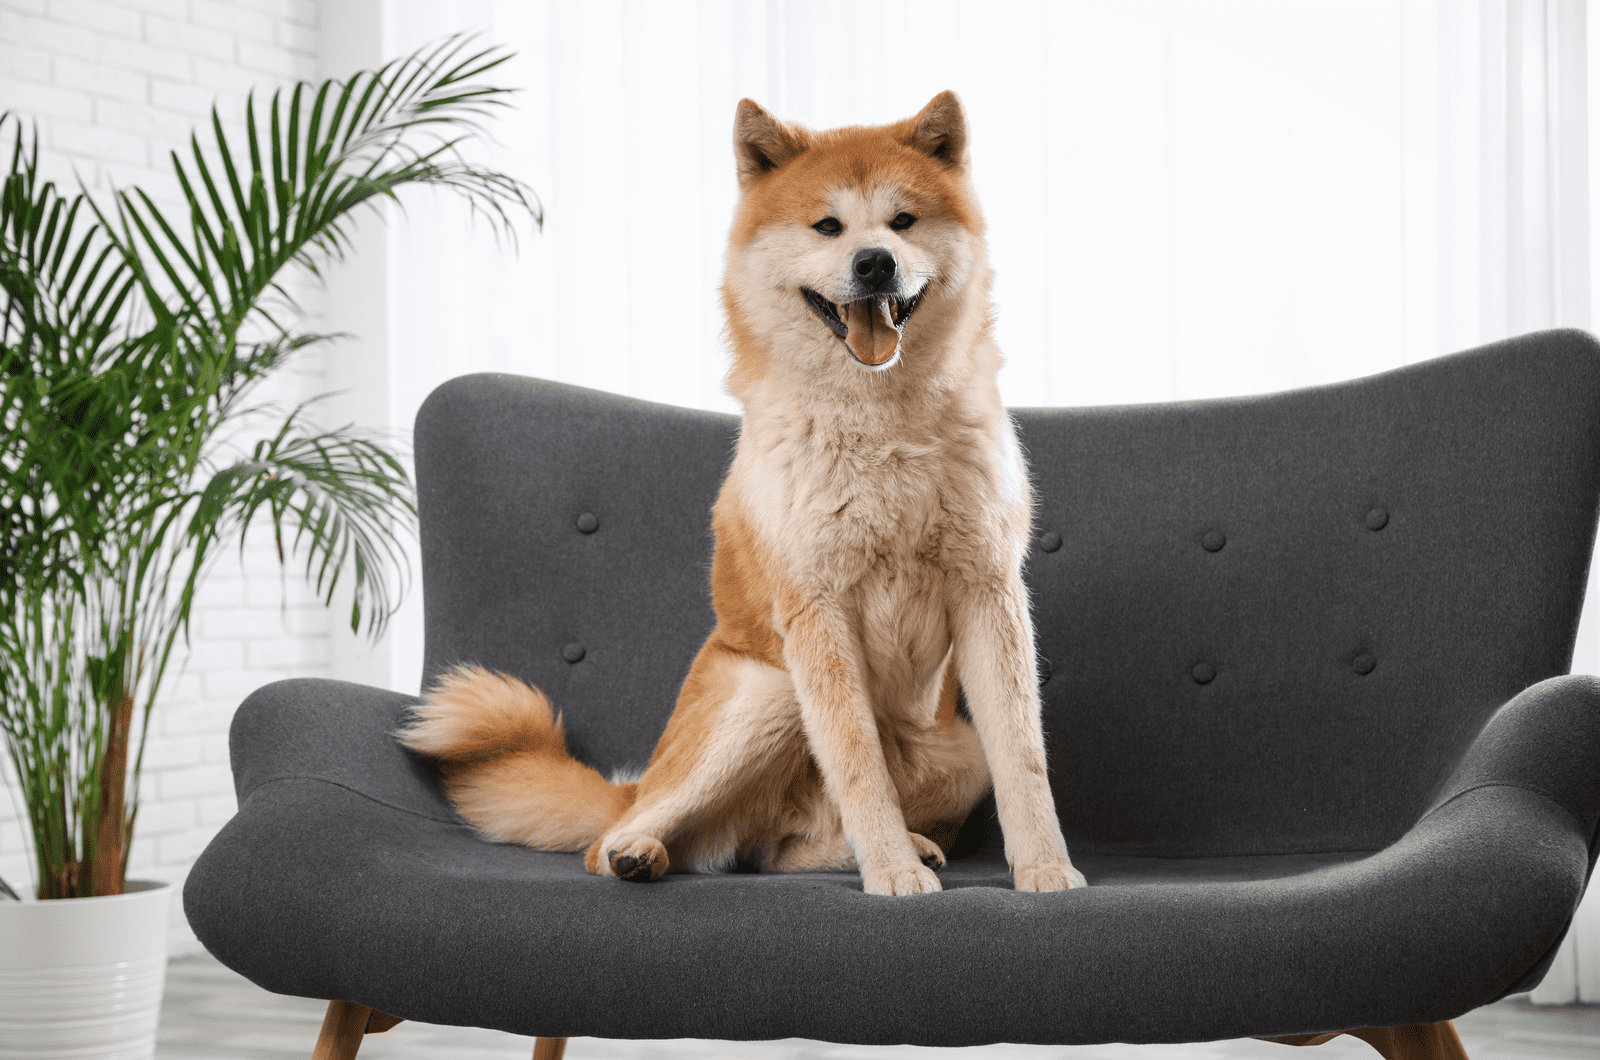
[86,686,133,897]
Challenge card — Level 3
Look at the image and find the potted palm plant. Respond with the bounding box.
[0,38,538,1058]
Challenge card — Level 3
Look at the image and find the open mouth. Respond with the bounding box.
[802,287,927,366]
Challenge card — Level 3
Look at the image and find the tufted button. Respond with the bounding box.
[1365,507,1388,531]
[1038,531,1062,553]
[1037,656,1053,686]
[562,643,586,663]
[1352,652,1376,676]
[576,512,599,534]
[1191,661,1216,685]
[1201,530,1226,552]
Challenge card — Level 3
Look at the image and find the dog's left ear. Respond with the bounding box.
[906,91,968,169]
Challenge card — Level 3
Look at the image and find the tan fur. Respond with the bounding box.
[400,667,634,851]
[401,92,1087,896]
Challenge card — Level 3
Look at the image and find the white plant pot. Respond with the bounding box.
[0,880,172,1060]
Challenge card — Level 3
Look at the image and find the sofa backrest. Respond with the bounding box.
[414,329,1600,858]
[415,379,737,785]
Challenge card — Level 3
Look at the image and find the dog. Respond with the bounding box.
[399,92,1087,896]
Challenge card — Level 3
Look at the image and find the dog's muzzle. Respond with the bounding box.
[802,286,927,367]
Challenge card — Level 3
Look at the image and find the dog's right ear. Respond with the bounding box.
[733,100,809,190]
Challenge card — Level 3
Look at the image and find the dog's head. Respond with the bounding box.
[722,93,988,389]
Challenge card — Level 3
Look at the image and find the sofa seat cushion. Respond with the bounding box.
[185,680,1588,1048]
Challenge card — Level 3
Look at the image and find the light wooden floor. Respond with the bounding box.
[155,953,1600,1060]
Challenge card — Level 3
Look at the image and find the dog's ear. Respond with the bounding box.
[906,91,968,169]
[733,99,809,189]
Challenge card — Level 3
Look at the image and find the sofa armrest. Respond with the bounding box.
[1428,675,1600,867]
[228,677,453,824]
[1418,675,1600,997]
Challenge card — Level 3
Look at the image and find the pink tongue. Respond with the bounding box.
[841,298,900,365]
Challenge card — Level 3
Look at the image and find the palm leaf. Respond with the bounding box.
[186,406,415,637]
[2,35,536,897]
[0,116,147,602]
[102,35,539,352]
[0,117,139,372]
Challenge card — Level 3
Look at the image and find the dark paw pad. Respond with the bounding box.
[609,851,656,882]
[921,851,945,870]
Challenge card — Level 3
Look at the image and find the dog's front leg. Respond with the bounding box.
[782,598,940,895]
[950,576,1087,892]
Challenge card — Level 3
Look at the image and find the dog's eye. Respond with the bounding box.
[890,212,916,231]
[813,217,842,236]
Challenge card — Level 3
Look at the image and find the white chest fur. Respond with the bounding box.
[729,396,1033,717]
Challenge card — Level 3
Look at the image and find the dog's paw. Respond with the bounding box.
[910,832,946,871]
[863,861,943,896]
[1013,860,1088,892]
[598,831,668,882]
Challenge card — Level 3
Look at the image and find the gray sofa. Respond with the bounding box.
[185,329,1600,1058]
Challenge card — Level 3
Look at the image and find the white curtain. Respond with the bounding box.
[339,0,1591,413]
[321,0,1598,1000]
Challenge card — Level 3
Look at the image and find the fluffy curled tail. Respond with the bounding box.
[398,665,635,851]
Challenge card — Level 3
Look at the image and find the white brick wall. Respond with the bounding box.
[0,0,332,957]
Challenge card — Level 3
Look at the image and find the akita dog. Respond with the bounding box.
[400,92,1086,896]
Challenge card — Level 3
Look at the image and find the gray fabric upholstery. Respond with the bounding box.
[186,329,1600,1046]
[413,385,736,776]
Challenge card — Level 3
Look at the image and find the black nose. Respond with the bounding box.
[852,247,897,293]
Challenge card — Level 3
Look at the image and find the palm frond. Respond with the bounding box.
[101,36,540,356]
[2,36,534,897]
[0,117,140,372]
[186,408,416,638]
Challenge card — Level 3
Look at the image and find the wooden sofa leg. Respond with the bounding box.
[311,1001,405,1060]
[532,1038,568,1060]
[1379,1022,1469,1060]
[1259,1020,1468,1060]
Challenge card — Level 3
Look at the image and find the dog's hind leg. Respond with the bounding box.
[762,818,945,873]
[586,647,802,881]
[766,826,855,872]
